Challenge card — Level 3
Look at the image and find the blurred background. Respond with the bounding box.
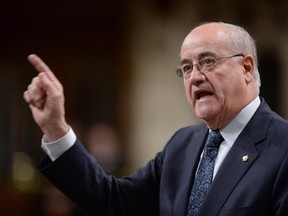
[0,0,288,215]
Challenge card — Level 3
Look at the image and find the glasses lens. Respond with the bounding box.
[175,68,183,78]
[182,64,192,73]
[200,57,217,70]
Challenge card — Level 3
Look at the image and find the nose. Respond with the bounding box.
[189,65,206,85]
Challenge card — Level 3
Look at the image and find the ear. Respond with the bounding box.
[243,55,254,83]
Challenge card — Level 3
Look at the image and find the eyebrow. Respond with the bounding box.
[180,51,217,64]
[198,51,217,59]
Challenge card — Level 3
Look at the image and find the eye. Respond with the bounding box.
[181,63,193,73]
[199,57,216,68]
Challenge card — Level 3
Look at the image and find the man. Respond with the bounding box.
[23,22,288,215]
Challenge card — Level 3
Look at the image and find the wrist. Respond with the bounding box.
[42,122,69,142]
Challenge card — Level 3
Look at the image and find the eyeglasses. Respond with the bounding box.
[175,54,244,79]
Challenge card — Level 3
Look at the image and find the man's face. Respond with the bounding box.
[180,24,253,129]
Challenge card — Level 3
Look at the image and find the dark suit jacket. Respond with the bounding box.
[38,99,288,216]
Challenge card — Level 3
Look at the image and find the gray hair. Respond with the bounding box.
[220,22,261,89]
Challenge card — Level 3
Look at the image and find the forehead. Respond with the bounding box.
[180,24,230,59]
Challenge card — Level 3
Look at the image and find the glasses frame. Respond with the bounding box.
[175,53,244,79]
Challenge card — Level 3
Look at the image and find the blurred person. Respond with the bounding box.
[84,123,123,174]
[23,22,288,216]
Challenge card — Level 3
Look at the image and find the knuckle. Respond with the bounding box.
[23,91,30,102]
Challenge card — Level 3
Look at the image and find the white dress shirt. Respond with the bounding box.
[42,97,261,171]
[41,127,76,161]
[214,96,260,178]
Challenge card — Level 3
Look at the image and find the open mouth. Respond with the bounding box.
[195,90,213,100]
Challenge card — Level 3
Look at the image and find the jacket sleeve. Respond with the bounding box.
[38,139,163,216]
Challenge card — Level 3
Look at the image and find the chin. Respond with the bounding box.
[195,108,218,122]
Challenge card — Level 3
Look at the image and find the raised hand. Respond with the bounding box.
[23,54,69,141]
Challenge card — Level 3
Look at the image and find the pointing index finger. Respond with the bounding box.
[28,54,52,73]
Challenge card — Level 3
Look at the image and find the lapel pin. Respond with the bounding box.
[242,155,249,162]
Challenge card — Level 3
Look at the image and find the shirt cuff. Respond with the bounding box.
[41,127,77,161]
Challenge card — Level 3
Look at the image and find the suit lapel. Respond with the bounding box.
[174,127,209,216]
[199,99,272,216]
[199,131,259,215]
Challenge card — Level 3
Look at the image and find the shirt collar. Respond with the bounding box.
[220,96,261,146]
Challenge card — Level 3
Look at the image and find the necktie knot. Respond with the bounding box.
[206,130,224,148]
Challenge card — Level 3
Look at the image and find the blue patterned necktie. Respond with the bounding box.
[187,130,224,216]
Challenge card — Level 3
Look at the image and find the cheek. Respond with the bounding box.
[214,76,246,113]
[216,73,242,96]
[223,77,245,98]
[184,82,194,105]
